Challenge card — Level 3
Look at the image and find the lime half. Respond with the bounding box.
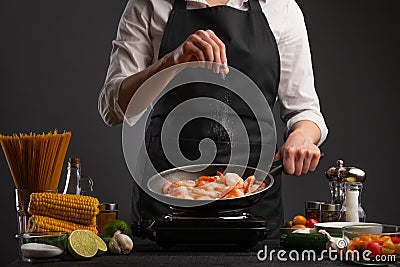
[83,230,108,255]
[68,230,98,259]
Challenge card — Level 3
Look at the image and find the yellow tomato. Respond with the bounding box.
[383,240,396,250]
[382,247,395,255]
[360,235,372,242]
[394,244,400,255]
[370,235,380,241]
[292,215,307,225]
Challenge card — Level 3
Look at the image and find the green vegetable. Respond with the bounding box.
[100,219,133,238]
[280,233,339,251]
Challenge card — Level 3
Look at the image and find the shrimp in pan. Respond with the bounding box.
[162,172,266,200]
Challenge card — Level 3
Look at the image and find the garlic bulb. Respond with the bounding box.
[318,230,347,252]
[108,230,134,254]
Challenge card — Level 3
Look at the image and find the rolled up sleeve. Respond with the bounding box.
[277,0,328,146]
[98,0,153,126]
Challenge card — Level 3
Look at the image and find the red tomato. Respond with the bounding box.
[367,241,382,256]
[373,240,384,245]
[391,237,400,244]
[305,218,318,228]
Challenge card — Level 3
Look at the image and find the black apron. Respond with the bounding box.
[131,0,283,238]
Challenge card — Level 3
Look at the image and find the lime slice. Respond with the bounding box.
[83,230,108,255]
[68,230,98,259]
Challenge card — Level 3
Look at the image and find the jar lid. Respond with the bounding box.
[305,201,325,209]
[321,203,341,211]
[99,203,118,212]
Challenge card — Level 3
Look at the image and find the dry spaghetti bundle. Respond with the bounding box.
[0,130,71,191]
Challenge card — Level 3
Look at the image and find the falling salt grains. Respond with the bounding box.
[220,62,229,81]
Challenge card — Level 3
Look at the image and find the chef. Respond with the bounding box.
[98,0,328,237]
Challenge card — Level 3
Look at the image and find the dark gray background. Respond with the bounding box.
[1,0,399,264]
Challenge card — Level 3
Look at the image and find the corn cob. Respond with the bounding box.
[28,215,98,234]
[28,192,99,226]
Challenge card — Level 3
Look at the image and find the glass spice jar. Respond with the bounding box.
[97,203,118,234]
[320,203,341,222]
[305,201,324,221]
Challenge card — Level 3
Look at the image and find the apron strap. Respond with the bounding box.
[173,0,187,10]
[247,0,262,12]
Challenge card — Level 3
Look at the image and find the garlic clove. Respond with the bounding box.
[318,230,348,252]
[108,230,134,255]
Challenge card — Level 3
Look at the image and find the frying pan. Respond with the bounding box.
[146,162,283,212]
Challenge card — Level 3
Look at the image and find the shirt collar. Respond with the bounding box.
[186,0,267,7]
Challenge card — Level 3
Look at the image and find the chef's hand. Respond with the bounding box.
[168,29,228,73]
[119,30,227,115]
[274,121,321,176]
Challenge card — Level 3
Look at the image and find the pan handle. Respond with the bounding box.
[269,152,324,178]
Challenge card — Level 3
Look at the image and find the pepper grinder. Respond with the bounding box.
[325,160,366,221]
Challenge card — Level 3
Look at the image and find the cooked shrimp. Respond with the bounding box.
[169,186,194,199]
[162,181,172,194]
[243,176,255,194]
[190,187,220,199]
[224,173,242,186]
[222,188,245,199]
[195,176,216,187]
[202,182,226,192]
[161,172,266,200]
[171,180,196,187]
[250,180,266,193]
[216,171,226,184]
[219,179,241,198]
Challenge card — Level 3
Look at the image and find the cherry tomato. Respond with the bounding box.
[391,237,400,244]
[305,218,319,228]
[373,240,384,246]
[367,241,382,256]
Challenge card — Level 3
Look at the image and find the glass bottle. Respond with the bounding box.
[63,158,81,194]
[340,182,366,222]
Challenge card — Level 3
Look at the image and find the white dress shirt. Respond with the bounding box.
[98,0,328,145]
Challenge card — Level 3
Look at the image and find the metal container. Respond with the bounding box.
[320,203,341,222]
[325,160,366,205]
[305,201,324,221]
[326,160,366,183]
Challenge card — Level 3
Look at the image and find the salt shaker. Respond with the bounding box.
[340,182,366,222]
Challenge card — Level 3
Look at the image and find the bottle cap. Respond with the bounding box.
[68,157,80,168]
